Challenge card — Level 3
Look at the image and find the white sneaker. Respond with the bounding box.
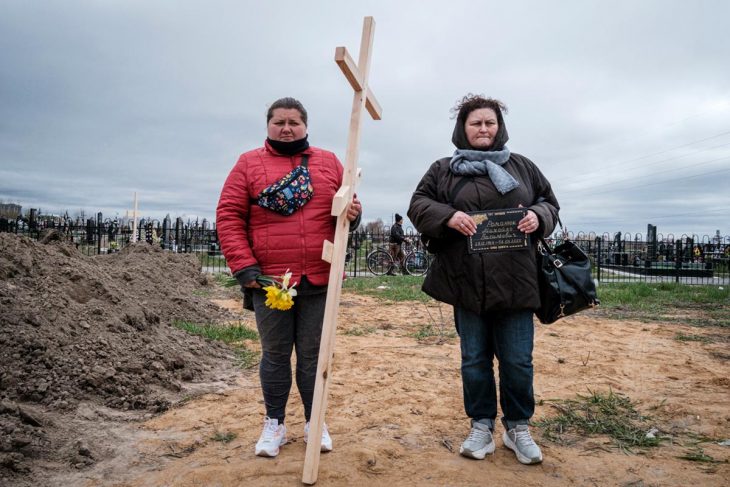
[304,421,333,452]
[255,417,287,457]
[459,420,495,459]
[503,424,543,464]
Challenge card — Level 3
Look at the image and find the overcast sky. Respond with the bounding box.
[1,0,729,238]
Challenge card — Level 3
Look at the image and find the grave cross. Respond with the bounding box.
[302,16,381,485]
[126,192,139,243]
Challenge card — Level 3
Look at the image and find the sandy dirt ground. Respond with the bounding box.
[55,292,729,487]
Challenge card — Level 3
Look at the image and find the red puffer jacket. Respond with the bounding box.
[216,141,343,286]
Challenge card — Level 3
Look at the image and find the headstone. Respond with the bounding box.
[29,209,37,230]
[163,214,172,249]
[647,224,657,261]
[175,217,183,252]
[86,218,95,244]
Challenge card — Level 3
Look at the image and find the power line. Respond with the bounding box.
[564,129,730,179]
[570,207,728,223]
[642,208,728,220]
[606,129,730,165]
[564,155,730,190]
[572,104,730,160]
[566,141,730,183]
[569,165,729,196]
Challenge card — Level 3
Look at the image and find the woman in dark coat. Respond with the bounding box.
[408,94,559,465]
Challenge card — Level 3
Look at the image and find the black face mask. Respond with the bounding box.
[267,135,310,155]
[451,109,509,151]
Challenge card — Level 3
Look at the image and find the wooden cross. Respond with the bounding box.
[302,16,381,485]
[128,192,139,243]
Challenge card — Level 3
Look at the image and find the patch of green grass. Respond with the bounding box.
[678,447,724,463]
[674,332,714,344]
[534,389,661,452]
[234,348,260,369]
[192,289,212,297]
[412,324,437,340]
[343,275,431,302]
[343,326,376,336]
[174,320,259,369]
[677,432,729,472]
[211,431,237,443]
[173,320,258,343]
[595,283,730,327]
[212,272,234,287]
[411,323,456,342]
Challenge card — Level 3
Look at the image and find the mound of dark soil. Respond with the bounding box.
[0,233,239,484]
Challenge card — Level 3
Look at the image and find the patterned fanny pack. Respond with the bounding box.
[255,155,314,216]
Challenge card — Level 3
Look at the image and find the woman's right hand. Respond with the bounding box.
[243,280,261,288]
[447,211,477,236]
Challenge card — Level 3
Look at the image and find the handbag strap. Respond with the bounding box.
[534,196,563,232]
[250,154,310,203]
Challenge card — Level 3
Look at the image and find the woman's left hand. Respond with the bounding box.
[346,194,361,222]
[517,207,540,234]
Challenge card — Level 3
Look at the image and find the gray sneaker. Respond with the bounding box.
[459,420,495,459]
[502,424,543,464]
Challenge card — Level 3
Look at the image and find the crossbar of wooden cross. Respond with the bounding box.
[301,16,381,485]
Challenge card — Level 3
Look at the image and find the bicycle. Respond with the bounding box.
[366,239,431,276]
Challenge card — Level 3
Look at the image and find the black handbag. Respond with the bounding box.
[536,235,599,324]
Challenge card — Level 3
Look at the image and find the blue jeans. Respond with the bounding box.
[253,287,326,424]
[454,307,535,430]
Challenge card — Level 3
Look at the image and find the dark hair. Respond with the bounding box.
[450,93,509,151]
[451,93,507,121]
[267,97,308,125]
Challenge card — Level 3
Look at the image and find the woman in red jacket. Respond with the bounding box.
[216,97,361,458]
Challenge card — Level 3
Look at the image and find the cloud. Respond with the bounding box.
[1,0,729,238]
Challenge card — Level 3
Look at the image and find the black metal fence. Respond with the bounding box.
[0,213,224,272]
[349,228,730,285]
[2,213,728,285]
[564,231,730,285]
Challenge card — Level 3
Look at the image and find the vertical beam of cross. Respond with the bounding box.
[301,16,381,485]
[130,192,138,243]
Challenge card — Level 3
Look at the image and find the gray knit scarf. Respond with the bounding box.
[449,147,519,195]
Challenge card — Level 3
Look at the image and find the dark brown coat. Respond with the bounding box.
[407,153,559,313]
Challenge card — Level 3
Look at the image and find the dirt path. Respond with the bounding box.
[60,293,729,487]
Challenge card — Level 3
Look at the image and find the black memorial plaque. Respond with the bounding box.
[467,208,528,253]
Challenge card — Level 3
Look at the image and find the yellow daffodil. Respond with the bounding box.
[260,269,298,310]
[263,285,294,310]
[224,269,298,311]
